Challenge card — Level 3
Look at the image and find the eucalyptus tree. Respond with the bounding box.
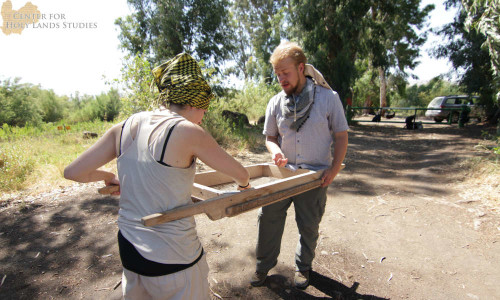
[229,0,288,82]
[115,0,234,66]
[288,0,432,105]
[364,0,434,109]
[434,0,496,115]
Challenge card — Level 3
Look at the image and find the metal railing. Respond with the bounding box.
[345,105,471,128]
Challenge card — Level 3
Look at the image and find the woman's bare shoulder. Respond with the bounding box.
[175,120,206,135]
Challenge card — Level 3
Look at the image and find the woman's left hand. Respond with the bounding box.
[104,176,120,195]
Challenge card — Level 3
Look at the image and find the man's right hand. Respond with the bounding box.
[272,153,288,167]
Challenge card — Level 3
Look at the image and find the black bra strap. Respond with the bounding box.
[158,122,179,163]
[119,117,129,156]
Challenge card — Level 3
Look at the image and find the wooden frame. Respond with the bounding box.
[142,163,343,227]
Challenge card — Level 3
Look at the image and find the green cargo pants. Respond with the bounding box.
[255,186,328,273]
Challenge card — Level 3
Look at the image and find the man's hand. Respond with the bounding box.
[320,166,339,187]
[272,153,288,167]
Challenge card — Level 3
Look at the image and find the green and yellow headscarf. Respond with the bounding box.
[152,53,214,110]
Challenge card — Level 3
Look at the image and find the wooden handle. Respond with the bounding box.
[98,185,120,195]
[225,179,322,217]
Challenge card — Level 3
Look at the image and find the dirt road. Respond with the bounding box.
[1,122,499,299]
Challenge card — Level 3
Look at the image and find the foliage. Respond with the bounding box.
[198,80,277,151]
[216,81,280,121]
[434,1,497,115]
[114,0,437,108]
[287,0,431,105]
[365,1,433,74]
[0,120,115,192]
[115,0,234,66]
[0,78,43,127]
[403,77,462,107]
[38,89,67,123]
[288,0,369,102]
[0,78,121,126]
[0,143,35,192]
[112,52,157,115]
[229,0,287,82]
[202,101,265,153]
[364,0,434,107]
[352,60,379,107]
[463,0,500,82]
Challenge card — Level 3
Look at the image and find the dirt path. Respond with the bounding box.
[1,123,499,299]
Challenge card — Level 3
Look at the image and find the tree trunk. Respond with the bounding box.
[363,95,372,115]
[379,67,387,116]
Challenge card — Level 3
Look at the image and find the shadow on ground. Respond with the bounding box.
[264,271,388,300]
[336,123,491,198]
[0,192,121,299]
[0,123,494,299]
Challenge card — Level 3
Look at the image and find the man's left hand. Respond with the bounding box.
[320,166,338,187]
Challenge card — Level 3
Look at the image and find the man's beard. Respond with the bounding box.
[283,81,299,96]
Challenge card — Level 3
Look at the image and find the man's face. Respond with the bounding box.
[273,57,304,96]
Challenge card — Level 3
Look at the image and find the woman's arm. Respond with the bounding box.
[186,124,250,188]
[64,122,123,186]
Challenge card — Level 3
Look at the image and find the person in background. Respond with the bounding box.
[251,41,349,289]
[64,53,251,299]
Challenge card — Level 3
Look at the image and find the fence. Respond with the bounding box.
[345,105,471,128]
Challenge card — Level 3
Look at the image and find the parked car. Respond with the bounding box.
[425,95,484,123]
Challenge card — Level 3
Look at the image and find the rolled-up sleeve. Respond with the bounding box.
[263,95,279,137]
[328,91,349,133]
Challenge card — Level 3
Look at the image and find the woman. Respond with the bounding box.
[64,53,250,299]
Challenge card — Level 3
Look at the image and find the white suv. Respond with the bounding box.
[425,95,484,123]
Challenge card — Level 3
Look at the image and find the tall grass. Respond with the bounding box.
[0,120,116,193]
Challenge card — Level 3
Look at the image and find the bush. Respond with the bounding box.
[200,81,277,151]
[0,143,35,192]
[0,78,43,127]
[215,81,280,121]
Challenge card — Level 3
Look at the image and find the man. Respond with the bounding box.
[251,41,349,289]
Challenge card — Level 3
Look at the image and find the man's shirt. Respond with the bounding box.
[263,84,349,170]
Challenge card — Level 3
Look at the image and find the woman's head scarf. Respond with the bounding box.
[152,53,214,110]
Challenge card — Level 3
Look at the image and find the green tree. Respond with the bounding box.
[0,78,42,127]
[463,0,500,80]
[115,0,233,65]
[39,89,66,123]
[290,0,371,102]
[105,89,122,121]
[116,52,158,115]
[229,0,287,82]
[353,59,379,108]
[405,77,461,107]
[0,83,14,125]
[434,0,496,115]
[462,0,500,128]
[365,0,434,109]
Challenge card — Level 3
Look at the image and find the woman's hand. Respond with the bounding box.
[104,176,121,196]
[237,182,252,191]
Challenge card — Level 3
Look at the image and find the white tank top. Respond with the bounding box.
[117,111,202,264]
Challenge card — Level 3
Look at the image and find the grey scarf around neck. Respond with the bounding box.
[281,78,316,131]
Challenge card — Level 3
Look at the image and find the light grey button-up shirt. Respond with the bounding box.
[263,84,349,171]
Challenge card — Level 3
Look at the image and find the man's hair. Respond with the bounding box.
[270,41,307,67]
